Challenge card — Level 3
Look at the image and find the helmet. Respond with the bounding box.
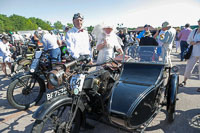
[73,13,84,20]
[34,31,42,39]
[1,35,10,41]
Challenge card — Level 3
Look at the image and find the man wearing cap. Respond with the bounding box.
[136,24,151,43]
[139,31,158,46]
[160,21,176,67]
[65,13,92,59]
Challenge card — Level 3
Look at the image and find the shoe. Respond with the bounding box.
[197,88,200,92]
[179,81,186,87]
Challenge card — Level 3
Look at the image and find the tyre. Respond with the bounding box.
[7,74,45,110]
[31,102,81,133]
[167,74,179,123]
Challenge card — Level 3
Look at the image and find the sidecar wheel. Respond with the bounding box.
[167,74,179,123]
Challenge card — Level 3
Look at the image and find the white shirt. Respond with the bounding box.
[12,34,24,42]
[42,34,59,51]
[65,27,92,59]
[96,32,122,64]
[0,40,11,57]
[157,30,165,46]
[187,28,200,57]
[160,27,176,49]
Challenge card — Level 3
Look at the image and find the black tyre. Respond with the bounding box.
[31,102,81,133]
[167,74,179,123]
[7,74,45,110]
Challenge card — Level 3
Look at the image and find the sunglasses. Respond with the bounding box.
[73,13,84,20]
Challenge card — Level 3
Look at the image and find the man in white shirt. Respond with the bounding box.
[65,13,92,59]
[160,21,176,67]
[41,31,61,62]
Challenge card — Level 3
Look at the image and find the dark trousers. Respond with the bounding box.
[180,41,189,61]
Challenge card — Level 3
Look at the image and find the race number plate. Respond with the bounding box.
[46,87,68,101]
[70,74,85,95]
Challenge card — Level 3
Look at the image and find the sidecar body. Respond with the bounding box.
[109,46,179,131]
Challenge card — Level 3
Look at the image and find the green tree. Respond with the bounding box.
[87,25,94,33]
[54,21,63,30]
[67,23,73,28]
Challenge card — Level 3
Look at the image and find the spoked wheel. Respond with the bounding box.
[7,74,45,110]
[167,74,179,123]
[31,102,81,133]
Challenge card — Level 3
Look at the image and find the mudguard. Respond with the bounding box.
[10,72,46,93]
[32,95,72,120]
[167,74,179,112]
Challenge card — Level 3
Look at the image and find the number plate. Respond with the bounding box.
[70,74,85,94]
[46,87,68,101]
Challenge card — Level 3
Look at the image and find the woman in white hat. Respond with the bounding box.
[92,24,123,65]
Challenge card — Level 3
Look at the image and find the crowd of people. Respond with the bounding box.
[0,13,199,91]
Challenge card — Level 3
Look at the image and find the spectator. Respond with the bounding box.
[118,30,126,49]
[129,32,135,44]
[95,24,123,64]
[65,13,92,60]
[159,21,176,67]
[136,24,151,42]
[139,31,158,46]
[179,19,200,92]
[178,23,192,61]
[0,36,12,77]
[175,29,181,53]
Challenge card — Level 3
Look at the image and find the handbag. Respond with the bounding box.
[184,29,198,60]
[184,45,193,60]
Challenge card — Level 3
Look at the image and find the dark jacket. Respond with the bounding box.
[139,36,158,46]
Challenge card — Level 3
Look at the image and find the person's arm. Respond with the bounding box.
[153,30,159,39]
[96,40,106,51]
[187,30,194,45]
[65,33,78,59]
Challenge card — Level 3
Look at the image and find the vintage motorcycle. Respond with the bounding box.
[31,46,179,133]
[10,43,36,78]
[7,47,54,110]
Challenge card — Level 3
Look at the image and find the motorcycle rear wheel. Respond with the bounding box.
[31,102,81,133]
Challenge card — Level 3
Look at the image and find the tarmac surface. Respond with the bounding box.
[0,48,199,133]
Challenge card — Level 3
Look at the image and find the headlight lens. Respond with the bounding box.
[49,73,59,86]
[48,70,64,86]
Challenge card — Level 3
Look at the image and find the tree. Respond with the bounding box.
[54,21,63,30]
[66,23,73,29]
[87,25,94,33]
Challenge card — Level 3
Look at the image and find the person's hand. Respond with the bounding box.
[102,39,107,47]
[190,41,196,45]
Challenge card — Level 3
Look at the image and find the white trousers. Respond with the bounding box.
[162,47,172,67]
[184,56,200,79]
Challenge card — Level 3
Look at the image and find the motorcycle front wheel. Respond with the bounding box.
[31,102,81,133]
[7,74,45,110]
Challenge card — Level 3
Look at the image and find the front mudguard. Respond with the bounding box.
[33,95,73,120]
[167,74,179,112]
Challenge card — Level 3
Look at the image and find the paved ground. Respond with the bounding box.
[0,48,200,133]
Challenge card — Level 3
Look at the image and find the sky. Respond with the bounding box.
[0,0,200,28]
